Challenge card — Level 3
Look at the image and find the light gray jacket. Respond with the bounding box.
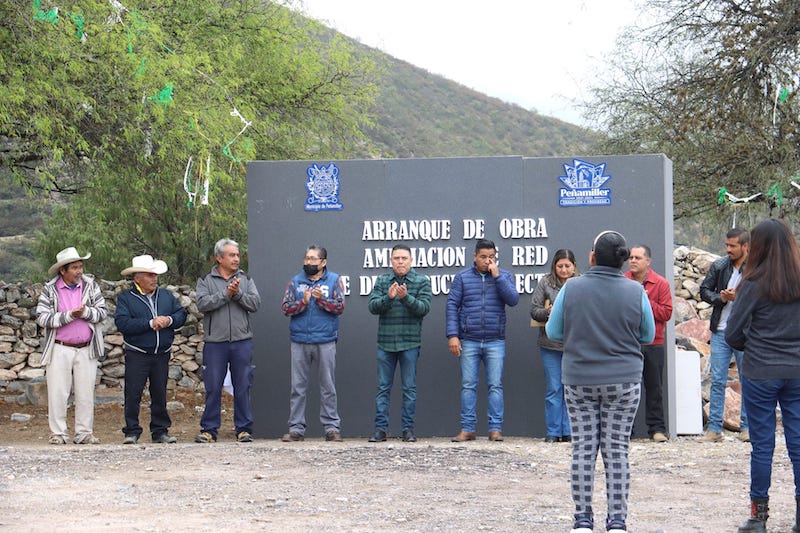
[196,267,261,343]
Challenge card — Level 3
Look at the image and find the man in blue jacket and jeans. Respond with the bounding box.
[447,239,519,442]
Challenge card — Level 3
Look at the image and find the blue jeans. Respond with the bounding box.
[200,339,255,437]
[459,339,505,432]
[742,378,800,499]
[708,331,748,432]
[374,347,419,431]
[540,347,570,437]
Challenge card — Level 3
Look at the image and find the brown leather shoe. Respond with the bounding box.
[488,431,504,442]
[451,430,477,442]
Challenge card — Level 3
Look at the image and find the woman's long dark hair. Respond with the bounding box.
[742,218,800,303]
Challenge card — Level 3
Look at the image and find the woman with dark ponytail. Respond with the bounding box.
[546,230,655,533]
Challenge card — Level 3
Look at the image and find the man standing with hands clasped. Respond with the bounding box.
[447,239,519,442]
[280,245,345,442]
[195,239,261,444]
[37,247,107,445]
[367,244,432,443]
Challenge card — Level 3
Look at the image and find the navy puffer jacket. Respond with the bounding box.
[446,264,519,341]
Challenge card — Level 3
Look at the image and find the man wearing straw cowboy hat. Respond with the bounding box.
[115,254,187,444]
[36,247,107,445]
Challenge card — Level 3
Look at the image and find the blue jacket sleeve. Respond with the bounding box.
[545,285,566,341]
[445,272,464,338]
[639,290,656,343]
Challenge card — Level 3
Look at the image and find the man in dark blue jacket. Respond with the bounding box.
[116,255,187,444]
[446,239,519,442]
[280,245,345,442]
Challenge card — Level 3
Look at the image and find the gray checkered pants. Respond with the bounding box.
[565,382,641,523]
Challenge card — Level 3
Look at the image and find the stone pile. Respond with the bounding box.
[0,279,204,405]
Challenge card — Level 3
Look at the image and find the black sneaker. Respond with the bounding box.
[325,430,343,442]
[606,518,627,531]
[570,515,594,533]
[402,429,417,442]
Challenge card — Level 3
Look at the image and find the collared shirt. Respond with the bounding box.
[54,277,92,344]
[368,269,432,352]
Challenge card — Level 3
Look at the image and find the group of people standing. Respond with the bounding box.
[34,221,800,533]
[37,239,261,446]
[279,239,520,444]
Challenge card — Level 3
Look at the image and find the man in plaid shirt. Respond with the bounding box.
[367,244,432,443]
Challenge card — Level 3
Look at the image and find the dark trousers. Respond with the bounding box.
[123,350,171,438]
[200,339,254,437]
[641,343,666,435]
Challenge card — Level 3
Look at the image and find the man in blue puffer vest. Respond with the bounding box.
[280,245,346,442]
[447,239,519,442]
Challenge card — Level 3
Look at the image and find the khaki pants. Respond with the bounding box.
[46,343,97,441]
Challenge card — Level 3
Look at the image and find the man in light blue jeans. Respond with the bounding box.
[699,228,750,442]
[446,240,519,442]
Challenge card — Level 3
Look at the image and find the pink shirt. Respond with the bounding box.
[54,277,93,344]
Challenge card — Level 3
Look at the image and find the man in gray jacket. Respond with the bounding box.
[195,239,261,443]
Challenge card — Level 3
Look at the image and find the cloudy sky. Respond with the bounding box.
[299,0,644,126]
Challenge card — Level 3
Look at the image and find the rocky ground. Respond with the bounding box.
[1,393,797,532]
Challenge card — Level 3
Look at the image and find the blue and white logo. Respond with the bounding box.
[557,159,612,207]
[304,162,343,211]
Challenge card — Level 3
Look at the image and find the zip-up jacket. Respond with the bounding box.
[281,268,345,344]
[446,263,519,342]
[36,274,107,365]
[699,256,744,332]
[115,286,187,355]
[196,266,261,343]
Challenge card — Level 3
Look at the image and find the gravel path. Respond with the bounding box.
[2,434,797,532]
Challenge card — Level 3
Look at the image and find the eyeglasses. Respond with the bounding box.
[304,256,323,263]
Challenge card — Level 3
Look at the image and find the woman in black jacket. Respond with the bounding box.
[726,219,800,533]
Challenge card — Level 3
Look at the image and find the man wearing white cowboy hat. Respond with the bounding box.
[115,254,187,444]
[36,246,108,445]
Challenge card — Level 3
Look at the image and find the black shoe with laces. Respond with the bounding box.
[402,429,417,442]
[368,429,387,442]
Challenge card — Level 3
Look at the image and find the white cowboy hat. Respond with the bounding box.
[48,247,91,276]
[121,255,168,276]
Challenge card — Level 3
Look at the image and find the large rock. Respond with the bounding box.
[25,376,48,406]
[673,297,699,323]
[675,318,710,344]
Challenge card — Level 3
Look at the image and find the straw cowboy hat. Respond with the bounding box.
[121,255,168,276]
[48,247,91,276]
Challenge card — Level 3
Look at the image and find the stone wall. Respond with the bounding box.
[0,280,204,405]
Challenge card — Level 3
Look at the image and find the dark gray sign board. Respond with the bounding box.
[247,155,674,438]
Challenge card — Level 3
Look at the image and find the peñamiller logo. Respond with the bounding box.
[557,159,612,207]
[304,162,343,211]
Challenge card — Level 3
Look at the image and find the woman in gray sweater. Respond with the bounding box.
[546,231,654,533]
[725,218,800,533]
[530,248,578,443]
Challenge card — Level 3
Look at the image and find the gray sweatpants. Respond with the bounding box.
[565,382,641,524]
[288,341,341,434]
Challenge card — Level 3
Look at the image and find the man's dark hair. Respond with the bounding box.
[306,245,327,260]
[475,239,496,254]
[727,227,749,245]
[391,244,412,255]
[632,244,652,259]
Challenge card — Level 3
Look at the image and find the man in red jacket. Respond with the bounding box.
[625,245,673,442]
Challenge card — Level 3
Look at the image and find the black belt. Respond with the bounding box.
[55,339,91,348]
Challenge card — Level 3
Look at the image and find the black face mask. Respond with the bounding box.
[303,264,319,276]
